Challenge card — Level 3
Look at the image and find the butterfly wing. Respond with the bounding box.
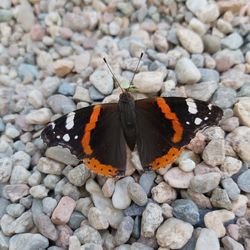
[41,103,127,176]
[135,97,223,170]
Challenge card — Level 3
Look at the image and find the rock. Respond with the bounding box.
[67,164,90,187]
[73,52,91,73]
[216,19,233,34]
[89,86,105,101]
[226,126,250,163]
[139,171,156,196]
[73,86,92,103]
[54,59,74,77]
[28,89,44,109]
[0,197,10,218]
[47,94,76,114]
[25,108,52,125]
[42,197,58,216]
[4,184,29,202]
[210,188,232,210]
[56,224,73,249]
[186,0,219,23]
[221,236,244,250]
[164,167,194,189]
[175,57,201,84]
[74,225,103,245]
[151,182,177,203]
[199,69,220,82]
[115,216,134,245]
[185,81,218,102]
[68,211,85,230]
[203,34,221,54]
[45,147,79,166]
[189,172,221,194]
[178,159,196,172]
[10,165,31,184]
[40,77,60,97]
[172,199,200,225]
[176,28,203,53]
[127,182,148,206]
[221,32,244,50]
[6,203,24,218]
[89,69,114,95]
[0,230,9,250]
[234,98,250,127]
[133,71,165,93]
[52,196,76,225]
[221,156,242,176]
[0,9,13,22]
[231,195,248,217]
[195,228,220,250]
[202,139,225,166]
[18,64,38,80]
[69,236,81,250]
[88,207,109,230]
[43,175,60,190]
[220,117,239,132]
[9,233,49,250]
[141,203,163,237]
[204,210,235,237]
[237,170,250,192]
[37,157,65,175]
[0,157,12,183]
[112,177,134,210]
[156,218,193,248]
[29,185,49,198]
[102,178,115,198]
[58,82,75,96]
[221,178,240,201]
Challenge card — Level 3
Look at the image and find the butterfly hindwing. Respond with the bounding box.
[135,97,223,170]
[41,103,127,177]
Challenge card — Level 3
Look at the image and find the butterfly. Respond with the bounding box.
[41,91,222,177]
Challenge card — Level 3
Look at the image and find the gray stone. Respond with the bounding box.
[210,188,232,210]
[221,236,244,250]
[68,211,85,230]
[199,68,220,82]
[42,197,57,216]
[29,185,49,199]
[4,184,29,202]
[10,166,31,184]
[58,82,76,96]
[221,32,244,50]
[195,228,219,250]
[203,34,221,54]
[12,151,31,169]
[6,204,25,218]
[237,169,250,192]
[221,178,240,200]
[89,86,105,101]
[0,230,9,250]
[18,64,38,79]
[127,182,148,206]
[115,216,134,245]
[139,171,156,196]
[0,157,12,183]
[172,199,200,225]
[9,233,49,250]
[0,198,10,219]
[67,164,90,187]
[0,9,13,22]
[43,174,60,190]
[213,87,237,109]
[37,157,65,175]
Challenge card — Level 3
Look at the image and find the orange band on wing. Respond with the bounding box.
[156,98,183,143]
[83,158,118,177]
[150,147,183,170]
[81,105,101,155]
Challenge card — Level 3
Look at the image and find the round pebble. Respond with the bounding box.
[127,182,148,206]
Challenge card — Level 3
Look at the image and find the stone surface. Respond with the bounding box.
[221,236,244,250]
[151,182,177,203]
[127,182,148,206]
[234,98,250,127]
[195,228,220,250]
[88,207,109,230]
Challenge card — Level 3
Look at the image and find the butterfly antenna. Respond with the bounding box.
[129,52,143,86]
[103,58,124,92]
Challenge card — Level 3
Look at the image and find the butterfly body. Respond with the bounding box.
[41,92,223,177]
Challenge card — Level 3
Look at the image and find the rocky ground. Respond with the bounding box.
[0,0,250,249]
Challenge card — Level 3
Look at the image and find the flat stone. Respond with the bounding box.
[156,218,193,248]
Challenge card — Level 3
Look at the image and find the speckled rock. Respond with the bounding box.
[156,218,193,248]
[210,188,232,210]
[37,157,65,175]
[151,182,177,204]
[88,207,109,230]
[221,156,242,176]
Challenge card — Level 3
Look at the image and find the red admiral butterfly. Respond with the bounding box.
[41,55,223,177]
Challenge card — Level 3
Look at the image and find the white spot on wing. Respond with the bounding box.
[63,134,70,142]
[50,122,55,129]
[204,117,208,120]
[65,112,75,130]
[74,135,78,139]
[194,117,202,125]
[56,135,60,139]
[208,104,212,110]
[186,121,190,125]
[186,98,198,114]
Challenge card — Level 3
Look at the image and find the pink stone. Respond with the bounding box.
[30,24,45,41]
[52,196,76,225]
[227,224,240,241]
[59,27,73,40]
[194,162,221,175]
[4,184,29,202]
[186,132,206,154]
[56,225,73,248]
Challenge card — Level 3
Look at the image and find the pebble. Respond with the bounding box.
[127,182,148,206]
[89,69,114,95]
[189,172,221,194]
[115,216,134,245]
[54,59,74,77]
[43,174,60,190]
[18,64,38,80]
[203,34,221,54]
[56,224,73,249]
[195,228,220,250]
[178,159,196,172]
[4,184,29,202]
[47,94,76,114]
[112,177,134,210]
[216,19,233,34]
[151,182,177,203]
[221,32,244,50]
[221,178,240,201]
[9,233,49,250]
[210,188,232,210]
[175,57,201,84]
[199,68,220,82]
[0,157,12,183]
[52,196,76,225]
[164,167,194,189]
[0,197,10,218]
[74,224,103,245]
[226,126,250,163]
[29,185,49,199]
[6,203,25,218]
[37,157,65,175]
[139,171,156,196]
[204,210,235,237]
[87,207,109,230]
[220,156,242,176]
[28,89,44,109]
[28,170,42,187]
[172,199,200,225]
[58,82,75,96]
[69,235,81,250]
[73,86,92,103]
[42,197,58,216]
[0,230,9,250]
[68,211,85,230]
[156,218,193,248]
[234,97,250,127]
[25,108,52,125]
[202,139,225,166]
[237,170,250,192]
[0,9,13,22]
[141,203,163,237]
[133,71,165,93]
[89,86,105,101]
[10,165,31,184]
[67,164,90,187]
[176,28,204,53]
[231,195,248,217]
[220,116,239,132]
[185,81,218,102]
[73,51,91,73]
[102,178,115,198]
[5,124,20,139]
[222,236,244,250]
[40,77,60,97]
